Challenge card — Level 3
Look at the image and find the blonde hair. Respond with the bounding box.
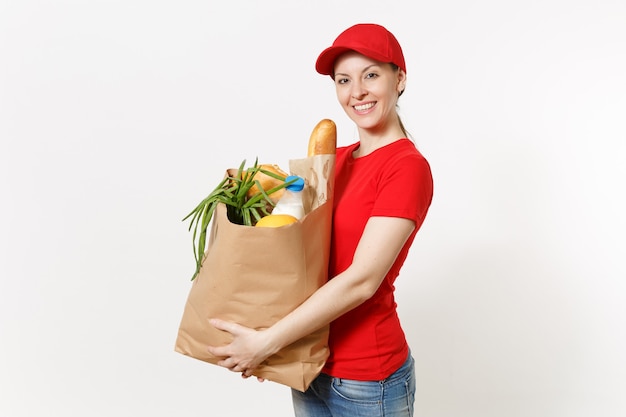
[391,64,410,139]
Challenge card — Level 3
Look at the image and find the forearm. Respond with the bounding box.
[265,269,369,351]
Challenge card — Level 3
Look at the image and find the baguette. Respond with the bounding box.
[307,119,337,156]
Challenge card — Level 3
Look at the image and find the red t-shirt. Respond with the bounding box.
[322,138,433,380]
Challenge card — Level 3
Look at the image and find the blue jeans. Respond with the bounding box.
[291,353,416,417]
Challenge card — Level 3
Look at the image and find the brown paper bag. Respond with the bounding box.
[175,154,335,392]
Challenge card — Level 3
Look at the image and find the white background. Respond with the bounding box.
[1,1,625,416]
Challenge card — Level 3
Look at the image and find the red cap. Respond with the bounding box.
[315,23,406,76]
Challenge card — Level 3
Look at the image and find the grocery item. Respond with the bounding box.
[244,164,289,204]
[308,119,337,156]
[271,175,305,220]
[254,214,299,228]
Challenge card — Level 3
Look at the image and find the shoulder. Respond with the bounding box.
[377,140,431,175]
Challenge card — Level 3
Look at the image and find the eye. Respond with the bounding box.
[336,77,349,85]
[365,72,378,80]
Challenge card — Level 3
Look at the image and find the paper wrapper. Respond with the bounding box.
[175,154,335,392]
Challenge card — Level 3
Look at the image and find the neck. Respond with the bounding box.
[353,127,406,158]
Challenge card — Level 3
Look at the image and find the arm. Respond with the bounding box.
[208,215,415,374]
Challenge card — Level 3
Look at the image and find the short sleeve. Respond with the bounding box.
[371,153,433,225]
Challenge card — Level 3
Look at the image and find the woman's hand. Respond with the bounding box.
[207,318,277,380]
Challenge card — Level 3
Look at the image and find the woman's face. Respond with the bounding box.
[333,51,406,134]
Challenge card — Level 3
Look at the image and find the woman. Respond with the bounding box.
[208,23,433,416]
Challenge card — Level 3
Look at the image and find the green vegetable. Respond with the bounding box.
[182,158,295,280]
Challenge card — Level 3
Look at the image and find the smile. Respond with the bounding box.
[354,102,375,111]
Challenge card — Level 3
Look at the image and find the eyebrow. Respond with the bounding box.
[334,64,380,78]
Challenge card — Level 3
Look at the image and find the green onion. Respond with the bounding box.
[182,158,294,280]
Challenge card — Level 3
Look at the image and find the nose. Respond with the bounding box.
[351,80,367,100]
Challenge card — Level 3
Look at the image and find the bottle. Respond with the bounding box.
[271,175,305,220]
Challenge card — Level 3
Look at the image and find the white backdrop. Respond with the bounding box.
[1,1,625,416]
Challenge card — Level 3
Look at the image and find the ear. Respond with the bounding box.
[397,69,407,94]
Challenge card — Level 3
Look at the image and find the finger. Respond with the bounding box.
[241,369,262,380]
[209,318,242,335]
[240,369,265,382]
[217,357,242,370]
[230,364,248,373]
[209,354,241,371]
[207,345,229,358]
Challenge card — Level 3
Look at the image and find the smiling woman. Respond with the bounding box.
[318,24,410,151]
[207,23,434,417]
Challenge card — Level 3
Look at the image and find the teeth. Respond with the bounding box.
[354,103,374,111]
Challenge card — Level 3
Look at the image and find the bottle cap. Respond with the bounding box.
[285,175,305,191]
